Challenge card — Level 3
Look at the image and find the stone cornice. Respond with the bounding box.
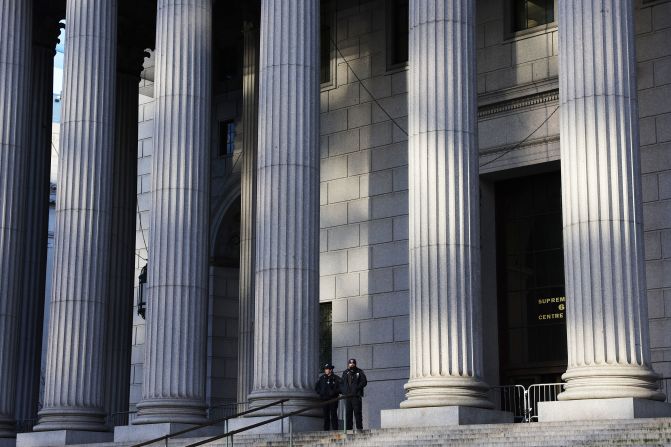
[478,88,559,118]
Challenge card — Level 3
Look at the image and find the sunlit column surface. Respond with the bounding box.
[135,0,212,424]
[402,0,492,409]
[36,0,117,432]
[248,0,320,414]
[558,0,664,401]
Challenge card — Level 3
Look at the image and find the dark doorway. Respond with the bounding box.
[495,171,566,386]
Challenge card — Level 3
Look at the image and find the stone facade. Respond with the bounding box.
[124,0,671,429]
[0,0,670,443]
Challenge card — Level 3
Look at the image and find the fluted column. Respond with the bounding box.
[103,44,144,425]
[14,16,59,428]
[35,0,117,432]
[558,0,664,401]
[237,22,259,406]
[0,0,32,438]
[401,0,491,409]
[248,0,320,414]
[134,0,212,425]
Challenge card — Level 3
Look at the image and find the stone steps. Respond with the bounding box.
[78,419,671,447]
[194,419,671,447]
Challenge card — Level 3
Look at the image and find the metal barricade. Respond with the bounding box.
[491,385,527,422]
[491,383,565,422]
[527,383,564,422]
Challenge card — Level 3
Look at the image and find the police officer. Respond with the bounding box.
[340,358,367,431]
[315,363,341,430]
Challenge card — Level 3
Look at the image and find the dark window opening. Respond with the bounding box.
[496,171,566,387]
[513,0,554,32]
[319,302,333,367]
[389,0,409,66]
[218,120,236,157]
[321,6,333,84]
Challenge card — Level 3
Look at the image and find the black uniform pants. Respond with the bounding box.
[322,400,338,430]
[344,396,363,430]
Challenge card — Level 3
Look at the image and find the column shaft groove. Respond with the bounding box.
[135,0,212,425]
[0,0,32,437]
[248,0,320,414]
[558,0,663,401]
[14,20,58,427]
[36,0,117,432]
[104,53,142,423]
[402,0,491,409]
[237,22,259,406]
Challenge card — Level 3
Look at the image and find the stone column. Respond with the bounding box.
[237,21,259,407]
[13,16,59,429]
[248,0,320,415]
[34,0,117,433]
[0,0,32,438]
[557,0,664,402]
[103,44,144,425]
[401,0,491,409]
[134,0,212,425]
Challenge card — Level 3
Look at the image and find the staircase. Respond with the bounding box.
[76,418,671,447]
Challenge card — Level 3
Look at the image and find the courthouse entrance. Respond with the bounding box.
[495,171,567,386]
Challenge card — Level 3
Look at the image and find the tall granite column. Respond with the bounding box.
[103,44,144,425]
[14,16,59,429]
[401,0,491,409]
[557,0,664,401]
[134,0,212,425]
[35,0,117,432]
[248,0,320,414]
[237,22,259,407]
[0,0,32,438]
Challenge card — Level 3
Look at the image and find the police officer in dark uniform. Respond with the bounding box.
[340,358,367,431]
[315,363,341,430]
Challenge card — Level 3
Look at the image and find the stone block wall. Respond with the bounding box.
[320,0,411,429]
[637,0,671,399]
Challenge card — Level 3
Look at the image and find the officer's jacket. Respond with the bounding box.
[315,373,342,400]
[340,367,367,397]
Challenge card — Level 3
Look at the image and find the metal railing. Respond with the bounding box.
[130,398,290,447]
[207,401,249,421]
[184,395,357,447]
[491,383,565,422]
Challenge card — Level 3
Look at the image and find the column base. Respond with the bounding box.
[559,365,665,401]
[401,377,494,409]
[538,398,671,422]
[114,422,219,443]
[16,430,112,447]
[33,407,108,433]
[380,406,513,428]
[133,398,207,425]
[227,415,322,435]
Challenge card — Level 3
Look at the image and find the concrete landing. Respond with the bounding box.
[16,430,112,447]
[114,422,219,443]
[226,415,322,435]
[380,406,513,428]
[538,397,671,422]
